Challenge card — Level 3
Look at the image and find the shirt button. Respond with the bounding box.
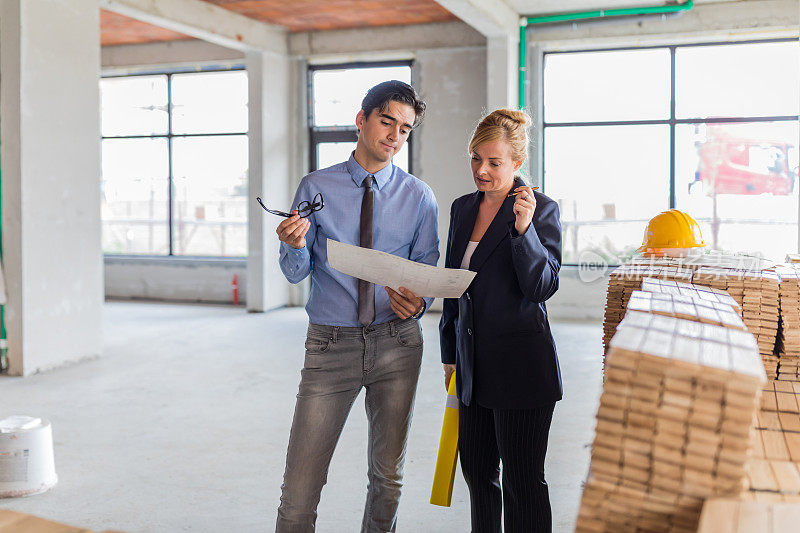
[467,328,472,335]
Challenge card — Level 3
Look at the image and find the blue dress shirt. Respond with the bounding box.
[279,153,440,327]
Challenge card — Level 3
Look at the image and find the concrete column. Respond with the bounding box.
[287,57,310,307]
[246,50,291,312]
[417,46,488,311]
[486,33,519,111]
[0,0,103,375]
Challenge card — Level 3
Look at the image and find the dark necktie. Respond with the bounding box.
[358,175,375,326]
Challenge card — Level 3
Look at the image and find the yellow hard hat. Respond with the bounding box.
[638,209,705,252]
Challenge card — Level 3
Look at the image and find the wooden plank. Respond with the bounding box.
[0,511,92,533]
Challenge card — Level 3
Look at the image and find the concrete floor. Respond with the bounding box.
[0,302,602,532]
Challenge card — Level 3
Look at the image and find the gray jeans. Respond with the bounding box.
[276,318,424,533]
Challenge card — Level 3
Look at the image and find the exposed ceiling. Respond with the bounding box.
[100,10,191,46]
[201,0,459,32]
[100,0,459,46]
[99,0,737,47]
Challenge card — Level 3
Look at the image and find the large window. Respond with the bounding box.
[543,40,800,265]
[308,62,413,172]
[101,69,248,257]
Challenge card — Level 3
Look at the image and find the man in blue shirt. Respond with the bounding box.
[275,81,439,533]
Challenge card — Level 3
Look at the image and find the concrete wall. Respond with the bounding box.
[101,39,244,71]
[547,267,610,321]
[105,259,250,304]
[1,0,104,375]
[288,21,485,56]
[105,256,245,303]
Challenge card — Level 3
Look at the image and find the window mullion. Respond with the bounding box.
[167,73,174,256]
[669,46,676,210]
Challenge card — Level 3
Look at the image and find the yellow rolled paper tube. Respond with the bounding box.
[430,373,459,506]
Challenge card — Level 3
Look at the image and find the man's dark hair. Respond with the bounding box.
[361,80,426,128]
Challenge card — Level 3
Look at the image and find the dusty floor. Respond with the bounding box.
[0,302,602,532]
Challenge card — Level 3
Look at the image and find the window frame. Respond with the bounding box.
[541,38,800,266]
[101,65,248,258]
[307,60,415,174]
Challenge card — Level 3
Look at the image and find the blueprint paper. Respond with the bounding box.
[327,239,475,299]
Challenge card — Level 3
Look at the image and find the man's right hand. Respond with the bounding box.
[276,211,311,249]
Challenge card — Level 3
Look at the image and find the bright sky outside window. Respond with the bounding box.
[544,48,670,123]
[100,69,248,257]
[676,42,800,119]
[313,66,412,127]
[102,75,168,137]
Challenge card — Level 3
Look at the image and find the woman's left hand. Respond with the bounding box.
[512,186,537,235]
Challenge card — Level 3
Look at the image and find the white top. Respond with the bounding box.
[0,416,42,433]
[461,241,479,270]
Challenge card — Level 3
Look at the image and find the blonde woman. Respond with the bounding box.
[439,109,562,532]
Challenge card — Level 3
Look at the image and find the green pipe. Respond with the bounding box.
[519,23,527,111]
[519,1,694,109]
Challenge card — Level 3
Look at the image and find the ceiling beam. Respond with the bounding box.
[434,0,520,38]
[100,0,287,53]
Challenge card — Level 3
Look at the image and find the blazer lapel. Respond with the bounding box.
[468,179,523,272]
[451,192,480,269]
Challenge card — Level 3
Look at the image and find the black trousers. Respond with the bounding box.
[458,399,556,533]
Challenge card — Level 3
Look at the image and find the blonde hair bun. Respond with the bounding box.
[494,108,531,128]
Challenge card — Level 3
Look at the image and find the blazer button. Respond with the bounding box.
[467,328,472,335]
[465,293,470,300]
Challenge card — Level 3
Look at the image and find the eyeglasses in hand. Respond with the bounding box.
[256,193,324,218]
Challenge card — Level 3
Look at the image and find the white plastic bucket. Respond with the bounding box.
[0,416,58,498]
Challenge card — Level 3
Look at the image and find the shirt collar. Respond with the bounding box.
[346,152,394,190]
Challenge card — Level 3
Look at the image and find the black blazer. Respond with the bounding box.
[439,180,563,409]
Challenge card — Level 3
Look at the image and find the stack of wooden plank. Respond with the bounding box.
[697,498,800,532]
[745,381,800,502]
[705,359,800,530]
[744,270,781,359]
[627,252,768,273]
[640,277,741,313]
[627,256,695,270]
[626,289,746,332]
[692,267,746,309]
[693,267,781,379]
[576,311,765,533]
[751,271,780,380]
[774,266,800,381]
[603,265,693,354]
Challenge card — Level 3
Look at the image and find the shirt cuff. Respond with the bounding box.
[280,242,310,273]
[411,299,427,319]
